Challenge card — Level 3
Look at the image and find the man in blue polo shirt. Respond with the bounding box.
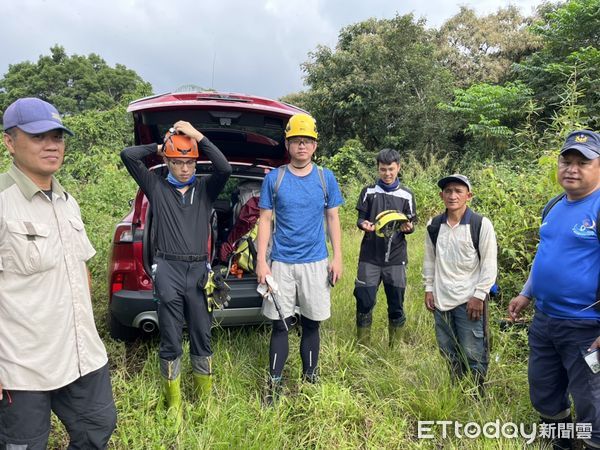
[509,130,600,450]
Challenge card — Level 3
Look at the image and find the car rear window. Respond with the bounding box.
[133,109,287,162]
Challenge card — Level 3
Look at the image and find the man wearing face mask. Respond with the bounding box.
[121,121,231,424]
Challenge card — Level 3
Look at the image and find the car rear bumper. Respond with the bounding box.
[110,277,266,330]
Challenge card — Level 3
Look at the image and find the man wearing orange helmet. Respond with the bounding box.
[256,113,344,404]
[121,120,231,422]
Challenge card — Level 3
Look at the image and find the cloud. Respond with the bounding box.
[0,0,544,100]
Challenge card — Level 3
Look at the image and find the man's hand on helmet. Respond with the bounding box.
[360,220,375,232]
[173,120,204,142]
[399,221,413,233]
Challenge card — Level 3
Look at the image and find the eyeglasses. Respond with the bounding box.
[288,137,316,146]
[168,159,196,167]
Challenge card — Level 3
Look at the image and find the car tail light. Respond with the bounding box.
[111,273,124,294]
[114,224,133,243]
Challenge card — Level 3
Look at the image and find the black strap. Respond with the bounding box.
[541,193,566,222]
[427,209,483,259]
[469,211,483,260]
[247,236,258,272]
[155,250,207,262]
[426,214,444,251]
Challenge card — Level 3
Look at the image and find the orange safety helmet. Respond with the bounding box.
[163,128,199,158]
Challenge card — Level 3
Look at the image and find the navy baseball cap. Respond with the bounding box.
[560,130,600,160]
[438,174,472,191]
[2,98,73,136]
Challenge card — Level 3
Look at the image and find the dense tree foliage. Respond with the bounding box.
[300,14,456,157]
[0,45,152,114]
[439,82,534,158]
[436,6,541,86]
[515,0,600,128]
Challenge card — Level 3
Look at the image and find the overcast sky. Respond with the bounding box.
[1,0,544,100]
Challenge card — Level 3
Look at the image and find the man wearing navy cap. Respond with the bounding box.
[0,98,116,449]
[509,130,600,450]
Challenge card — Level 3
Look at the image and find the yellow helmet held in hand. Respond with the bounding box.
[285,113,318,139]
[375,210,409,237]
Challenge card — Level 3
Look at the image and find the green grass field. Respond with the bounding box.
[49,227,549,449]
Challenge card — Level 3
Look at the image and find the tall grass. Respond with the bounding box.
[44,226,547,449]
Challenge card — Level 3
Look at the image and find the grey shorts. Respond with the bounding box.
[355,261,406,288]
[262,259,331,321]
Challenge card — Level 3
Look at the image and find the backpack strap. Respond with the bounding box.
[273,165,287,208]
[271,165,288,233]
[271,164,329,234]
[273,164,328,207]
[541,193,566,222]
[465,209,483,260]
[317,166,329,207]
[426,214,445,254]
[427,209,483,259]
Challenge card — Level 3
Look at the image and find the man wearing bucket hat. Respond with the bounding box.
[353,148,417,348]
[509,130,600,450]
[423,174,497,394]
[0,98,116,449]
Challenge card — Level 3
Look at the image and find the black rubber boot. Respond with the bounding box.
[356,312,372,347]
[357,326,371,347]
[264,376,283,407]
[540,416,573,450]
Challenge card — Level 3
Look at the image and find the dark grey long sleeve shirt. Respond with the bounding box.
[121,137,232,256]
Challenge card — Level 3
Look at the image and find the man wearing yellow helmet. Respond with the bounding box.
[423,174,497,396]
[354,148,417,348]
[256,112,344,404]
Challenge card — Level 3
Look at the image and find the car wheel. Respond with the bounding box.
[108,311,140,342]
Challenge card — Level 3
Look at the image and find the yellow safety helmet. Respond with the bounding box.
[375,210,408,237]
[285,113,318,140]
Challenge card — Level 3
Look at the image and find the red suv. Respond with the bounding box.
[107,91,303,340]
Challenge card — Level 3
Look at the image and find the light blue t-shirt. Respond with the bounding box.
[531,189,600,319]
[259,165,344,263]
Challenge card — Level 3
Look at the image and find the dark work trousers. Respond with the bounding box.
[154,256,212,361]
[0,364,116,450]
[354,261,406,326]
[528,310,600,447]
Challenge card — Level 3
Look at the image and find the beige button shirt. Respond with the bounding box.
[0,164,108,390]
[422,215,498,312]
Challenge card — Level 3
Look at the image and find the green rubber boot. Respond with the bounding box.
[357,326,371,347]
[192,373,212,399]
[162,375,183,428]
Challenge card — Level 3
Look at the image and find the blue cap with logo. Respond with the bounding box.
[2,97,74,136]
[560,130,600,160]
